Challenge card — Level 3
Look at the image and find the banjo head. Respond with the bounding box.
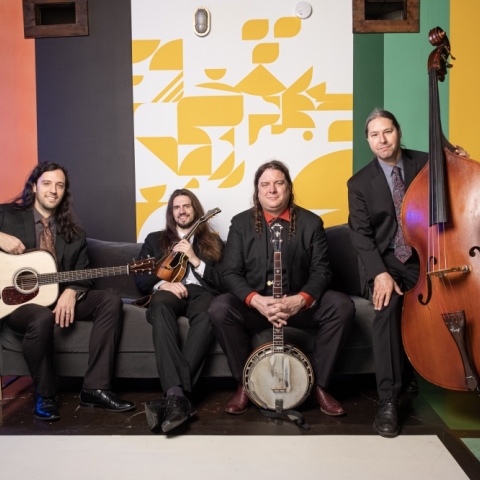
[243,343,314,411]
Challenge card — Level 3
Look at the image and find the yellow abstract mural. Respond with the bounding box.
[131,0,353,240]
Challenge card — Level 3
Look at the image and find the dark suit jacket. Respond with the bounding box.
[134,231,224,296]
[0,203,92,294]
[221,206,332,303]
[347,148,428,282]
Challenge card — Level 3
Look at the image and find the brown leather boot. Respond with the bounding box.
[225,384,249,414]
[314,385,345,416]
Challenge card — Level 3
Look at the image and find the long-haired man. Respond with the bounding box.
[0,162,135,421]
[135,189,224,433]
[209,160,354,417]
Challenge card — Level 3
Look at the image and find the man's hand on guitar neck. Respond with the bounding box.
[0,232,25,254]
[52,288,77,327]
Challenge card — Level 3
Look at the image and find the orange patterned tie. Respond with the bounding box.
[40,217,57,261]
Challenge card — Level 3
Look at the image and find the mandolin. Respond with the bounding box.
[155,207,221,282]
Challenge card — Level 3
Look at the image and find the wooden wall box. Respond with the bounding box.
[353,0,420,33]
[23,0,89,39]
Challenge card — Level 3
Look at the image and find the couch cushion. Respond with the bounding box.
[86,238,145,299]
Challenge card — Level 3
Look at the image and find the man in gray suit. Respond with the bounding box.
[209,160,354,417]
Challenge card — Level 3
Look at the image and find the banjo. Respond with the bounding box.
[243,222,314,412]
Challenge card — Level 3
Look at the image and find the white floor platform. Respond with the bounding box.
[0,435,468,479]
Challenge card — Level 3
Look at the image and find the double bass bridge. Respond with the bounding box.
[428,265,471,278]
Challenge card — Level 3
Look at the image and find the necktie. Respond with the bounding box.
[392,166,412,263]
[39,217,57,261]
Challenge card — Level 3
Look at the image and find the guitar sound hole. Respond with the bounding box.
[14,269,39,294]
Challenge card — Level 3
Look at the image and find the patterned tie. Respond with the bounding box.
[392,166,412,263]
[39,217,57,261]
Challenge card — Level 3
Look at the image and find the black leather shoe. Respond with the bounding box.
[161,395,196,433]
[80,389,135,412]
[145,399,167,431]
[374,398,400,438]
[34,395,60,421]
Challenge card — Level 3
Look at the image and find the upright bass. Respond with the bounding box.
[402,27,480,391]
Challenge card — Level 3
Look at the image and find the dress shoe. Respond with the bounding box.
[374,397,400,438]
[145,399,167,431]
[225,384,249,415]
[161,395,196,433]
[34,395,60,421]
[314,385,345,416]
[80,389,135,412]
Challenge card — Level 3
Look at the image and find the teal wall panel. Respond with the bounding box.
[384,0,450,152]
[353,33,384,172]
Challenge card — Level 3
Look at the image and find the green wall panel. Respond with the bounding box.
[384,0,450,152]
[353,33,384,172]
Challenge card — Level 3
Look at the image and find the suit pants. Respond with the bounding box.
[209,291,354,387]
[371,250,420,400]
[5,290,123,397]
[146,284,215,393]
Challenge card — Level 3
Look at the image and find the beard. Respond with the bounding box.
[175,216,196,230]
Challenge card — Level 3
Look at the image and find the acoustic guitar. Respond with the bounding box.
[0,250,154,319]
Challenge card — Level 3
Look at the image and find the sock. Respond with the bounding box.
[165,386,184,397]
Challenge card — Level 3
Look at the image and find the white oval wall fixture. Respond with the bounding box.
[194,7,211,37]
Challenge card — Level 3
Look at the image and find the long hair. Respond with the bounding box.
[160,189,222,262]
[252,160,297,239]
[11,162,81,243]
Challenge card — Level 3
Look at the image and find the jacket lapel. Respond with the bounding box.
[55,235,66,267]
[21,210,36,249]
[258,218,269,286]
[403,150,420,189]
[287,214,299,278]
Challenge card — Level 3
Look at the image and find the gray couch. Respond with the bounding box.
[0,224,375,396]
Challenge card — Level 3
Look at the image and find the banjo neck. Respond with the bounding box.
[271,223,284,353]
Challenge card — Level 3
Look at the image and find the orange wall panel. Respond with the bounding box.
[0,0,37,202]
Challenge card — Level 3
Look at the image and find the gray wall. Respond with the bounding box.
[35,0,136,242]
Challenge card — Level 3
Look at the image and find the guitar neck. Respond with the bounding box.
[38,266,130,286]
[272,250,284,352]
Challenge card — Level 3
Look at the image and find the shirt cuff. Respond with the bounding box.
[245,292,258,307]
[194,260,205,277]
[153,280,166,292]
[299,292,315,310]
